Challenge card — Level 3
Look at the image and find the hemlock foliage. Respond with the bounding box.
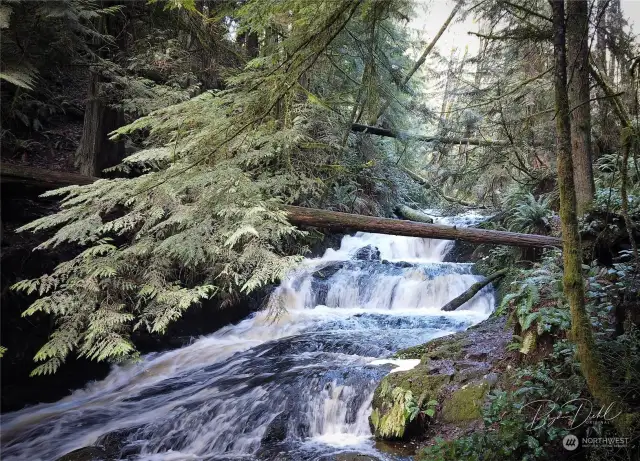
[11,0,423,374]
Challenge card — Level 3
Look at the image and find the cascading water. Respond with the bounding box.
[1,213,495,461]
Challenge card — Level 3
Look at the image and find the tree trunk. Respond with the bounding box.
[566,0,595,215]
[441,269,508,311]
[400,166,487,209]
[551,0,614,408]
[594,0,610,158]
[75,71,125,176]
[246,32,259,58]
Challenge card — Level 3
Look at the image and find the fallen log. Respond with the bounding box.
[395,205,434,223]
[352,123,512,147]
[283,206,561,248]
[1,163,95,187]
[0,163,562,248]
[441,269,509,311]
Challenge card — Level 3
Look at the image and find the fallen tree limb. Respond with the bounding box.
[373,2,461,123]
[441,269,509,311]
[283,206,561,248]
[351,123,513,146]
[395,205,434,223]
[1,164,562,248]
[1,163,95,187]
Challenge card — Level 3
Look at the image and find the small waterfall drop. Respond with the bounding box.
[1,213,495,461]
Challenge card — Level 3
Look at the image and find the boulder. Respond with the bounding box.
[261,411,290,444]
[370,316,511,442]
[352,245,380,261]
[369,368,451,440]
[55,447,108,461]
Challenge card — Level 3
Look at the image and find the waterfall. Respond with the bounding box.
[1,213,495,461]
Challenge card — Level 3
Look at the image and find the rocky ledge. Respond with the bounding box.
[369,315,512,443]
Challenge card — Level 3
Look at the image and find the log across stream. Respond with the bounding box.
[1,164,561,249]
[2,213,499,461]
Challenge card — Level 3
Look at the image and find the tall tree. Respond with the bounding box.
[550,0,613,407]
[566,0,594,215]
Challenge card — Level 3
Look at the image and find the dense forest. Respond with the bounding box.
[1,0,639,460]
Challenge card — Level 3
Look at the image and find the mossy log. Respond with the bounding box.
[441,269,508,311]
[395,205,433,223]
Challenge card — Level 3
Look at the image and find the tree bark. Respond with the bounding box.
[441,269,508,311]
[76,70,125,176]
[566,0,595,215]
[1,163,96,187]
[550,0,614,408]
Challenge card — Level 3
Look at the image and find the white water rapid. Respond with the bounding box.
[1,213,495,461]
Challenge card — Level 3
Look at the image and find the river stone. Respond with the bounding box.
[352,245,380,261]
[317,453,381,461]
[54,447,108,461]
[261,411,290,444]
[335,453,381,461]
[311,262,345,280]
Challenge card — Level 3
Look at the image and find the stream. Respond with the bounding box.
[1,213,495,461]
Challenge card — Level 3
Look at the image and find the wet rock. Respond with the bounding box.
[95,427,142,459]
[370,316,511,442]
[317,453,381,461]
[392,261,414,268]
[311,262,345,280]
[335,453,382,461]
[353,245,380,261]
[54,447,108,461]
[261,411,290,444]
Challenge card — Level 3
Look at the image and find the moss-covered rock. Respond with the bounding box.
[393,335,469,361]
[371,316,512,443]
[369,368,451,440]
[441,380,489,423]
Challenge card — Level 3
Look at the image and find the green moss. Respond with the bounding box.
[370,368,452,440]
[441,380,489,423]
[393,335,469,362]
[380,369,450,403]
